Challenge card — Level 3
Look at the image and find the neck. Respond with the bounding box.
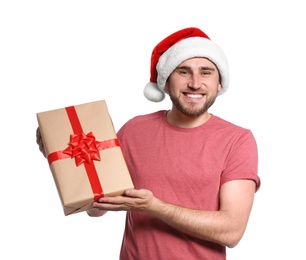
[166,109,211,128]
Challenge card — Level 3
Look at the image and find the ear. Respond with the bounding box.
[165,81,170,94]
[217,83,222,93]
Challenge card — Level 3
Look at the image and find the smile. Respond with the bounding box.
[184,93,205,99]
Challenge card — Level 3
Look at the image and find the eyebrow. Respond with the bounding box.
[175,66,216,71]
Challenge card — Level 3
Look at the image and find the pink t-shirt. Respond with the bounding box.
[117,111,260,260]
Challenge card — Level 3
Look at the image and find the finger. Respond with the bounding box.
[93,201,126,211]
[40,144,47,157]
[98,196,127,204]
[36,127,41,142]
[36,127,47,158]
[124,188,148,198]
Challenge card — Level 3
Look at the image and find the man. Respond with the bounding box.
[37,27,260,259]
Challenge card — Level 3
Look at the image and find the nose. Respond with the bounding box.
[187,74,201,89]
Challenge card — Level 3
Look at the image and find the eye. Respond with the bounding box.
[176,69,190,76]
[201,70,211,76]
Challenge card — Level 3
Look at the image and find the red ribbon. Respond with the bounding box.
[47,106,120,201]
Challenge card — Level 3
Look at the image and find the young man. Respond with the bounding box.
[37,27,260,259]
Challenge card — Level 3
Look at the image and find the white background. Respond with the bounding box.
[1,1,305,259]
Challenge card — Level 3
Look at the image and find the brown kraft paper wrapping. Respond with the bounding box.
[37,100,134,216]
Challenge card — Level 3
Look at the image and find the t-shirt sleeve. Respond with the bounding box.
[220,130,260,191]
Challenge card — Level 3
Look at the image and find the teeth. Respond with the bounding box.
[186,94,202,98]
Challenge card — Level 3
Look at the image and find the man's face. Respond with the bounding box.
[166,57,222,117]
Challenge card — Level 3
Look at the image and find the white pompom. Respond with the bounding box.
[143,82,165,102]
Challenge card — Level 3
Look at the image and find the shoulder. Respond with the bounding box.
[117,110,166,137]
[209,115,256,144]
[210,115,251,133]
[127,110,166,125]
[211,115,246,130]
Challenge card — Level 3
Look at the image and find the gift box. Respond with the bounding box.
[37,100,134,216]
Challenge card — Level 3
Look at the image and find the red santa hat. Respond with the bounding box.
[144,27,230,102]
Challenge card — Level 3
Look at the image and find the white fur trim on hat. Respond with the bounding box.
[156,37,229,98]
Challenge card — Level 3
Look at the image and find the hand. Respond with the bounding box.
[36,127,47,158]
[92,188,157,213]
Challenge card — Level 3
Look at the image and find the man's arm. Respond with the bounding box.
[149,179,256,248]
[92,179,256,248]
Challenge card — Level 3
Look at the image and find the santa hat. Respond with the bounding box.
[143,27,230,102]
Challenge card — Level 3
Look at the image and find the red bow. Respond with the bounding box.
[63,132,101,166]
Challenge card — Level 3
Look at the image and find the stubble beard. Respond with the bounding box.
[169,90,218,117]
